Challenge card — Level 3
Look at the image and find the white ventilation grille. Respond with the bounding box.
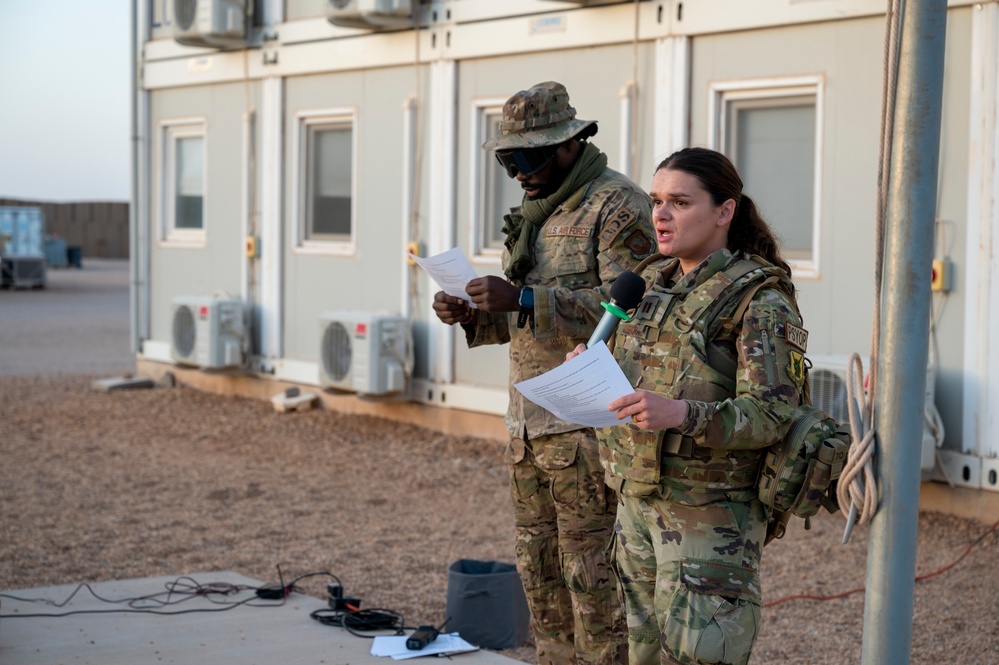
[172,0,251,48]
[319,312,412,395]
[809,367,850,426]
[171,296,248,370]
[327,0,415,30]
[321,320,354,388]
[808,357,941,472]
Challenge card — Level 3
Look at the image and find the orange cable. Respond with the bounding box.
[764,516,999,608]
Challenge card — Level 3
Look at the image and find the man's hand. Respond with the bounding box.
[432,291,474,326]
[465,276,520,313]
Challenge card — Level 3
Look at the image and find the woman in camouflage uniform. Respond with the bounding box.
[572,147,805,665]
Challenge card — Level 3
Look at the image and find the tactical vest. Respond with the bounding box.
[599,253,797,499]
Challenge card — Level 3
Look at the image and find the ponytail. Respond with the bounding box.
[729,193,792,277]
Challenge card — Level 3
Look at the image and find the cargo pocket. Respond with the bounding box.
[544,437,580,506]
[559,545,612,600]
[504,438,527,465]
[510,458,541,505]
[661,559,761,665]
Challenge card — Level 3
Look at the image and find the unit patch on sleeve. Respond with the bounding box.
[599,208,636,244]
[785,322,809,352]
[788,350,807,387]
[623,230,655,259]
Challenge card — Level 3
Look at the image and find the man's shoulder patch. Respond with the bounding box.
[623,230,655,260]
[599,208,636,244]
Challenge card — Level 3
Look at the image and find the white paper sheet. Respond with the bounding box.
[408,247,479,308]
[514,341,634,428]
[370,633,479,660]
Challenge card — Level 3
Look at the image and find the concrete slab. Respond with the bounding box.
[0,571,525,665]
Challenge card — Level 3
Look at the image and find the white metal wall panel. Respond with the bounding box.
[148,83,254,349]
[689,17,883,359]
[963,3,999,460]
[281,66,419,363]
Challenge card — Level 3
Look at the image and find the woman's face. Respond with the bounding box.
[649,167,735,273]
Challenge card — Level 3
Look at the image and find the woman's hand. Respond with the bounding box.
[610,390,689,430]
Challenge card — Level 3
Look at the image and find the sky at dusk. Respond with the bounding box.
[0,0,131,202]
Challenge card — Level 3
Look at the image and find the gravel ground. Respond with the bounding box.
[1,374,997,664]
[2,260,998,664]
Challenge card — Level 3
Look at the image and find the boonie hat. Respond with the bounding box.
[482,81,597,151]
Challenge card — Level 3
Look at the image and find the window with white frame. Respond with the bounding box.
[161,120,206,242]
[473,105,522,257]
[297,111,355,249]
[711,78,822,276]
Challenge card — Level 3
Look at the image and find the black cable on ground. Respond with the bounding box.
[310,607,406,638]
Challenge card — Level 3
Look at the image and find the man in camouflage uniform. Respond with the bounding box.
[432,81,655,665]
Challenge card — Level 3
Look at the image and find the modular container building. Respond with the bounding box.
[130,0,999,509]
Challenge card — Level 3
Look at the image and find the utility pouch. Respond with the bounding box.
[758,405,850,544]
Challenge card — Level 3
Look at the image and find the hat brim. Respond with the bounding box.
[482,119,597,151]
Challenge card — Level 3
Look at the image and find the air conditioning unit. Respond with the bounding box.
[171,296,248,370]
[319,311,412,395]
[808,357,940,471]
[808,361,852,426]
[172,0,251,48]
[327,0,415,30]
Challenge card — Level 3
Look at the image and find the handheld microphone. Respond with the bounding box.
[586,271,646,348]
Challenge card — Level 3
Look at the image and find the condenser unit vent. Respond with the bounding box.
[319,311,412,395]
[808,358,939,471]
[171,296,247,370]
[172,0,251,48]
[809,366,850,426]
[327,0,415,30]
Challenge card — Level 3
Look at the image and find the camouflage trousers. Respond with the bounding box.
[506,429,628,665]
[614,492,766,665]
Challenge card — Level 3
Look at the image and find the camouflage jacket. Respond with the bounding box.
[598,249,805,500]
[466,167,655,440]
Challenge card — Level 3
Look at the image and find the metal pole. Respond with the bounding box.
[862,1,947,663]
[129,0,139,355]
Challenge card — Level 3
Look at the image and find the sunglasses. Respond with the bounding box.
[494,145,559,178]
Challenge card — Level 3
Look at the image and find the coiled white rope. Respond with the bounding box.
[838,353,879,544]
[835,0,905,544]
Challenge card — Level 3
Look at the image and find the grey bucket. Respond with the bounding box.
[445,559,530,650]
